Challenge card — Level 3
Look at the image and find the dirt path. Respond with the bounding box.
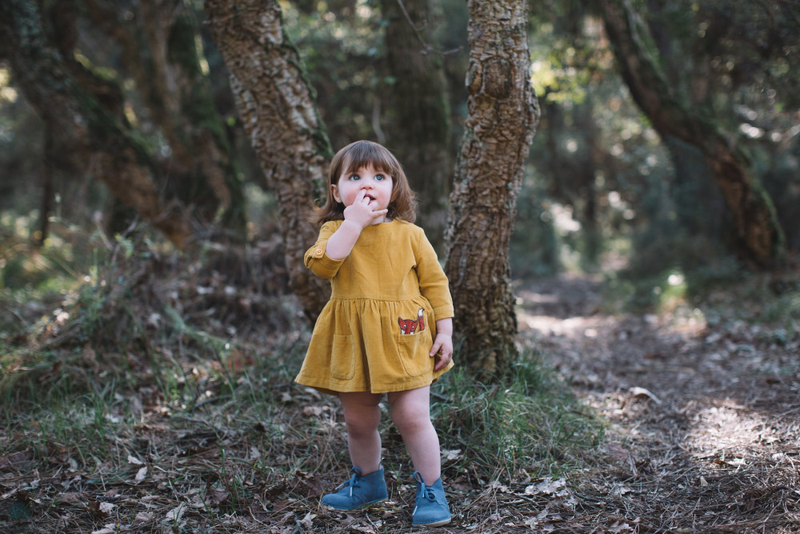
[511,274,800,533]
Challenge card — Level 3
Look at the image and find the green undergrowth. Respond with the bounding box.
[3,319,603,503]
[433,351,604,481]
[2,338,604,483]
[1,338,604,532]
[1,232,606,531]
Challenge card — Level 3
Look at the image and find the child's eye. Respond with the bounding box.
[348,174,361,181]
[375,174,386,181]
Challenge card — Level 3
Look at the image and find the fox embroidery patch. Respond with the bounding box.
[398,308,425,335]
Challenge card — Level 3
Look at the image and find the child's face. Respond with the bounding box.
[332,164,394,217]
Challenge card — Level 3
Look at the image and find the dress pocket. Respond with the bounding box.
[331,334,355,380]
[396,333,431,377]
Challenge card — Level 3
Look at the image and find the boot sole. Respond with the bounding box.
[413,517,452,527]
[320,497,387,511]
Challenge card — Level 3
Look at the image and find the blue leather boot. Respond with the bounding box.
[320,467,388,510]
[412,471,451,526]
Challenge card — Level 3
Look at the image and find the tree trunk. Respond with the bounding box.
[204,0,333,321]
[0,0,191,248]
[543,96,603,270]
[664,135,728,241]
[36,131,56,247]
[84,0,246,238]
[45,0,134,241]
[444,0,540,378]
[380,0,452,251]
[597,0,785,268]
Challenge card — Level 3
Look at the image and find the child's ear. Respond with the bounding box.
[331,184,342,203]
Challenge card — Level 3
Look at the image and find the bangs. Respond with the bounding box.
[342,142,399,176]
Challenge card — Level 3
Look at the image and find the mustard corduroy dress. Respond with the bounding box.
[295,219,455,394]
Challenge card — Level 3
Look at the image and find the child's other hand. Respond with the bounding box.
[343,190,388,228]
[430,333,453,371]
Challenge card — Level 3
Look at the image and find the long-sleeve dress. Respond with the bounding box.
[295,219,455,394]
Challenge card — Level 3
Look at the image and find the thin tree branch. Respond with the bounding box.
[394,0,429,50]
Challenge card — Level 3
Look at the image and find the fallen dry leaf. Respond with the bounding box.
[165,503,185,521]
[135,466,148,481]
[208,487,229,504]
[629,386,662,404]
[525,477,567,495]
[298,512,316,529]
[134,511,153,523]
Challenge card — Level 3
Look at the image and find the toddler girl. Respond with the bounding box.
[295,140,454,527]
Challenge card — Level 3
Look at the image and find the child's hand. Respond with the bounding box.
[343,190,388,228]
[430,333,453,371]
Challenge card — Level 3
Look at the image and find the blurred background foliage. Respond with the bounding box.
[1,0,799,311]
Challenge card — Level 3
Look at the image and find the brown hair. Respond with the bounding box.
[314,140,417,225]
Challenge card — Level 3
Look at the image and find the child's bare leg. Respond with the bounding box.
[339,391,383,473]
[388,386,441,483]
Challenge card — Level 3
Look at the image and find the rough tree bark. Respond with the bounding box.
[444,0,540,377]
[380,0,452,251]
[597,0,785,268]
[204,0,333,321]
[0,0,191,248]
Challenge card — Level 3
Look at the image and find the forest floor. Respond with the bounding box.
[1,266,799,533]
[502,274,800,533]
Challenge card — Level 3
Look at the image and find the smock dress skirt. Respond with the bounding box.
[295,219,455,395]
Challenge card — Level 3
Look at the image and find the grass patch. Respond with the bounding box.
[0,330,328,532]
[434,350,604,481]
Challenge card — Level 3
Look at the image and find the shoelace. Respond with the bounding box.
[422,484,436,501]
[334,469,362,497]
[415,475,436,502]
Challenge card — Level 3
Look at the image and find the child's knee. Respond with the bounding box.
[343,407,381,437]
[345,418,379,438]
[390,408,431,435]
